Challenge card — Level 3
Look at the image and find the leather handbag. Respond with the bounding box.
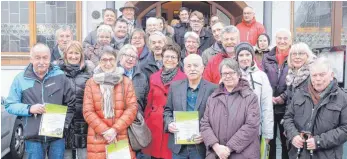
[122,81,152,151]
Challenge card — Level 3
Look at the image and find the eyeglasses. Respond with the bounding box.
[243,12,253,15]
[100,58,115,63]
[123,54,138,60]
[163,55,178,60]
[190,20,201,23]
[131,36,144,40]
[292,52,306,57]
[221,71,238,77]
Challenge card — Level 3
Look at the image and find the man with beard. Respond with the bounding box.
[202,22,225,66]
[188,11,214,53]
[112,18,129,51]
[118,1,142,34]
[174,7,190,49]
[203,25,240,84]
[140,31,168,79]
[51,26,73,62]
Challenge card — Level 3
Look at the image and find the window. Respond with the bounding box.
[217,9,230,26]
[342,1,347,45]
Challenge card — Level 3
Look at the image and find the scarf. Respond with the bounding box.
[276,48,289,66]
[286,64,310,87]
[63,63,81,77]
[308,80,334,106]
[161,67,178,84]
[93,66,124,118]
[114,36,127,49]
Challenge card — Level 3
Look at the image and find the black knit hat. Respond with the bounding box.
[235,42,255,61]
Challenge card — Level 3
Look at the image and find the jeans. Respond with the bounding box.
[136,150,151,159]
[172,145,203,159]
[25,138,65,159]
[343,142,347,159]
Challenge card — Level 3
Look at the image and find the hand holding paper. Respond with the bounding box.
[168,122,179,133]
[30,104,46,114]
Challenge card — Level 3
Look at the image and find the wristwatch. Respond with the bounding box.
[316,136,321,149]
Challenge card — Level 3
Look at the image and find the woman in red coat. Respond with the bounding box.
[142,44,187,159]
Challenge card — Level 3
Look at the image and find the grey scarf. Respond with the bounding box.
[114,36,127,50]
[93,66,124,118]
[286,63,310,87]
[161,67,178,84]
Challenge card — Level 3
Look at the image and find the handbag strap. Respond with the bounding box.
[121,79,126,109]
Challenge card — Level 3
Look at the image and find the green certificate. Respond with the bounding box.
[260,137,270,159]
[174,111,199,144]
[106,139,131,159]
[39,103,67,138]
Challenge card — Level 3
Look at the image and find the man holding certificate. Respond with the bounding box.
[5,43,76,159]
[164,54,217,159]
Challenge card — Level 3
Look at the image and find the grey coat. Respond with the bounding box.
[201,42,223,66]
[163,79,218,157]
[283,79,347,159]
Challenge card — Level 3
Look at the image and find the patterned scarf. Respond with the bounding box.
[161,67,178,84]
[286,63,311,87]
[93,66,124,118]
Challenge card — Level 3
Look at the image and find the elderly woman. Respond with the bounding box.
[283,57,347,159]
[181,31,201,60]
[201,58,260,159]
[142,44,187,159]
[235,42,274,144]
[54,41,93,159]
[280,42,316,106]
[84,24,115,66]
[130,28,151,65]
[83,50,138,159]
[157,16,174,38]
[262,28,291,159]
[254,33,271,70]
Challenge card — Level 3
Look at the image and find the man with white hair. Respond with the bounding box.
[236,6,265,46]
[146,17,160,35]
[5,43,75,158]
[164,54,217,159]
[51,26,73,62]
[283,57,347,159]
[262,28,292,159]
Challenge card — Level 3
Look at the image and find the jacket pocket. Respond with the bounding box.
[47,86,61,97]
[321,103,342,124]
[293,98,305,117]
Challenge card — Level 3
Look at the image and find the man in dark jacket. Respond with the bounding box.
[119,1,142,34]
[188,11,214,53]
[174,7,190,49]
[202,22,224,66]
[5,43,75,158]
[112,18,130,51]
[283,57,347,159]
[51,26,73,62]
[164,54,217,159]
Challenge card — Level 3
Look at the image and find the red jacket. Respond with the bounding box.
[142,69,187,159]
[236,18,265,46]
[203,53,231,84]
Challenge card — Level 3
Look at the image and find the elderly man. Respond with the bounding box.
[119,1,142,34]
[5,43,75,158]
[164,54,217,159]
[51,26,73,62]
[189,11,214,53]
[83,8,116,48]
[174,7,190,49]
[145,17,160,36]
[262,28,292,159]
[113,18,129,50]
[140,31,168,79]
[236,6,265,46]
[283,57,347,159]
[203,25,240,84]
[202,22,224,66]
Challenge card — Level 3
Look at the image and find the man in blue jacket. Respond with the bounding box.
[5,43,75,159]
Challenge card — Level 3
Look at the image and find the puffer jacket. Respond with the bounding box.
[200,79,260,159]
[202,42,223,66]
[283,79,347,159]
[262,47,289,114]
[236,18,266,46]
[5,64,76,142]
[240,65,274,140]
[56,59,93,149]
[83,76,137,159]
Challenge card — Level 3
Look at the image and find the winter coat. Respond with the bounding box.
[84,43,116,66]
[236,18,266,46]
[283,79,347,159]
[56,59,93,149]
[203,53,233,84]
[131,66,149,114]
[142,69,187,159]
[200,78,260,159]
[196,28,215,53]
[173,22,190,49]
[202,42,223,66]
[262,47,289,114]
[51,45,62,62]
[83,76,137,159]
[240,65,274,140]
[139,53,160,80]
[282,77,309,106]
[163,79,218,157]
[5,64,76,142]
[138,45,151,67]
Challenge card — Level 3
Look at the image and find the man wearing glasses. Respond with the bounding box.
[188,11,214,53]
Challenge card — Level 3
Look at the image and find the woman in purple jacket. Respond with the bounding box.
[200,58,260,159]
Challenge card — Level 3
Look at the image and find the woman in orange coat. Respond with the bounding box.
[83,50,138,159]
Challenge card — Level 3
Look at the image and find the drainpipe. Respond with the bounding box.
[263,1,272,38]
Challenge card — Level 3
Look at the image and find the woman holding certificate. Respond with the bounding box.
[83,50,138,159]
[200,58,260,159]
[142,44,187,159]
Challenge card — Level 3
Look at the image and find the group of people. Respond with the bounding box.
[4,2,347,159]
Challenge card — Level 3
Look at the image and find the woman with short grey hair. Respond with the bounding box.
[180,31,201,63]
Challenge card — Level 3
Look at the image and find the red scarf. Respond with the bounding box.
[137,47,144,58]
[276,47,289,66]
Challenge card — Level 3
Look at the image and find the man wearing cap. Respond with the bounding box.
[174,7,190,49]
[119,1,142,35]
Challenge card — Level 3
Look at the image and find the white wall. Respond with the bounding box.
[82,1,106,40]
[245,1,264,24]
[271,1,291,46]
[1,67,26,98]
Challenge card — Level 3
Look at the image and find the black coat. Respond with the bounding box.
[51,45,62,62]
[173,22,190,49]
[196,28,215,53]
[139,52,160,80]
[58,60,92,149]
[131,66,149,114]
[283,79,347,159]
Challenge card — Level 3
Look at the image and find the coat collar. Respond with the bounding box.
[212,78,252,98]
[242,18,257,27]
[24,63,60,81]
[177,78,207,111]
